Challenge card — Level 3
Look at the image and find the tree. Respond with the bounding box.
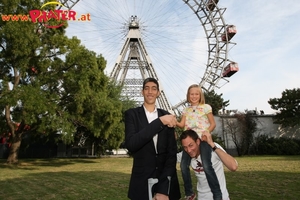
[103,82,137,150]
[268,88,300,128]
[223,113,258,156]
[222,117,241,154]
[204,90,229,115]
[237,113,258,155]
[0,1,122,163]
[87,82,137,155]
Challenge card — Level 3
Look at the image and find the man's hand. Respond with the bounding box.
[201,129,210,142]
[153,193,169,200]
[159,114,177,128]
[201,131,215,147]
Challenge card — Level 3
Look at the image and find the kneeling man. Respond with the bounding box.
[179,129,238,200]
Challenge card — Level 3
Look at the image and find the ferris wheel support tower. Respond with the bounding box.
[61,0,238,115]
[59,0,173,111]
[110,16,173,111]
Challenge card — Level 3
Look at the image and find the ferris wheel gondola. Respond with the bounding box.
[61,0,238,115]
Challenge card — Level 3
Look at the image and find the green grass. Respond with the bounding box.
[0,156,300,200]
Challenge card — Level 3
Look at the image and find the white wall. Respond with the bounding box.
[213,115,300,150]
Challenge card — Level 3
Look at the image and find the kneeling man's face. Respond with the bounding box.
[181,136,200,158]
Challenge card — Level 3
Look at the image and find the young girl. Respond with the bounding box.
[177,84,222,200]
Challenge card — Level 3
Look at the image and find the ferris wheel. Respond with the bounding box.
[62,0,238,114]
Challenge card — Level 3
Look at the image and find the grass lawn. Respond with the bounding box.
[0,156,300,200]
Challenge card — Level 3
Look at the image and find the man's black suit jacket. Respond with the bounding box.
[125,106,181,200]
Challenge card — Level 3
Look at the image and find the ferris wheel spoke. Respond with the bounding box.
[65,0,237,114]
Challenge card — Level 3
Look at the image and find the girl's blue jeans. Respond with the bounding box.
[180,141,222,200]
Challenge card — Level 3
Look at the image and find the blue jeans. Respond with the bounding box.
[180,141,222,200]
[180,150,193,196]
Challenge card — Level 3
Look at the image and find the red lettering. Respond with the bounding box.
[47,10,59,20]
[1,15,11,21]
[10,15,19,21]
[54,10,63,19]
[29,10,42,23]
[19,15,30,21]
[37,11,48,23]
[28,9,78,27]
[86,13,91,21]
[68,10,76,20]
[61,11,68,20]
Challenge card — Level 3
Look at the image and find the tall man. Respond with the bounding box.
[125,77,181,200]
[179,129,238,200]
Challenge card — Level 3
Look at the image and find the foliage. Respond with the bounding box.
[0,0,123,163]
[204,90,229,115]
[175,129,183,152]
[70,81,137,156]
[93,84,137,155]
[212,133,225,148]
[238,113,258,155]
[223,113,258,156]
[268,88,300,128]
[222,117,240,154]
[251,135,300,155]
[18,132,58,158]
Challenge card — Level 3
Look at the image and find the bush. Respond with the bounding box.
[252,135,300,155]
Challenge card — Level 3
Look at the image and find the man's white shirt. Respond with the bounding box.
[144,106,158,153]
[177,143,230,200]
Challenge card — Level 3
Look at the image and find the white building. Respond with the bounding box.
[213,114,300,154]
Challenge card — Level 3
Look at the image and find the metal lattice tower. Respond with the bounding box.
[62,0,237,115]
[110,16,172,111]
[57,0,80,9]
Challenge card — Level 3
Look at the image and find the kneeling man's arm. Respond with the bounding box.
[214,147,238,172]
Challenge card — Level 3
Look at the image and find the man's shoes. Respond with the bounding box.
[184,193,196,200]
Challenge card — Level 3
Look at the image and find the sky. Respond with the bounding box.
[65,0,300,115]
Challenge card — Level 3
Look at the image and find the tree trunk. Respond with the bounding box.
[6,136,22,164]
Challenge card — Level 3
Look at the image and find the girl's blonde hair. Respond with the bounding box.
[186,84,205,104]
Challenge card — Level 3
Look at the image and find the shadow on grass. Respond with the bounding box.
[238,155,300,161]
[1,156,300,200]
[0,169,299,200]
[0,170,130,200]
[0,158,99,169]
[259,155,300,161]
